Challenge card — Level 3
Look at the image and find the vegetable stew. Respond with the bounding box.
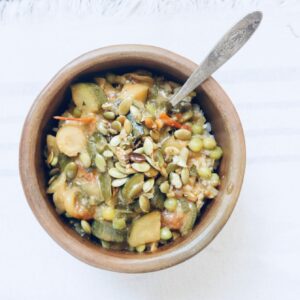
[45,70,223,252]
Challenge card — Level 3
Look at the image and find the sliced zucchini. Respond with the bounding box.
[92,220,127,243]
[122,174,144,204]
[99,172,112,203]
[56,125,86,157]
[71,83,107,113]
[128,211,161,247]
[179,201,197,235]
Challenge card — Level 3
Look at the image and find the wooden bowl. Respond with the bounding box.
[19,45,246,273]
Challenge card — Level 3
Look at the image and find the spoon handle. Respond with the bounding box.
[170,11,263,107]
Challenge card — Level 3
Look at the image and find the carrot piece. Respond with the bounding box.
[53,116,96,123]
[159,113,182,129]
[144,117,155,129]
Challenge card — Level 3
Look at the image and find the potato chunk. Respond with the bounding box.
[120,83,149,102]
[128,211,161,247]
[56,125,86,157]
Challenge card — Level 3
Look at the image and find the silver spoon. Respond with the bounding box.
[171,11,263,107]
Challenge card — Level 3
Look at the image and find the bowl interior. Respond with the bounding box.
[20,45,245,272]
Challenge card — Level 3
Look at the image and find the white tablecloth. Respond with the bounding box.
[0,1,299,299]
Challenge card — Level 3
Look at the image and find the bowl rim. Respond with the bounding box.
[19,44,246,273]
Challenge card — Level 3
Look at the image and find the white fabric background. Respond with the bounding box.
[0,1,299,299]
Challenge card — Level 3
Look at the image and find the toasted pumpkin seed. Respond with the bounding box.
[129,152,146,162]
[164,146,180,156]
[145,156,160,171]
[81,220,91,234]
[50,156,58,167]
[139,195,150,212]
[97,122,109,136]
[110,135,121,147]
[169,172,182,189]
[95,153,106,172]
[174,129,192,140]
[112,178,128,187]
[103,111,116,120]
[119,98,132,115]
[47,150,54,164]
[181,168,189,185]
[144,168,159,178]
[150,130,160,142]
[166,163,177,174]
[133,147,144,154]
[109,168,128,179]
[143,137,154,155]
[102,150,114,158]
[124,119,132,134]
[159,181,170,194]
[132,162,151,173]
[115,162,127,174]
[111,121,122,132]
[79,151,91,168]
[143,178,155,193]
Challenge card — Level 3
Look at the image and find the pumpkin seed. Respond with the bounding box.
[129,105,142,122]
[159,181,170,194]
[164,146,180,156]
[102,150,114,158]
[124,119,132,134]
[112,178,128,187]
[115,162,127,174]
[181,111,194,122]
[81,220,91,234]
[132,162,151,173]
[50,156,58,167]
[64,162,78,180]
[111,120,122,132]
[150,130,160,142]
[110,135,121,147]
[133,147,144,154]
[169,172,182,189]
[97,122,109,136]
[139,195,150,212]
[47,150,54,164]
[79,151,91,168]
[119,98,132,115]
[48,175,58,185]
[174,129,192,140]
[166,163,177,174]
[143,137,154,155]
[144,168,159,178]
[102,102,114,110]
[181,168,189,185]
[109,168,128,179]
[129,152,146,162]
[108,128,118,135]
[103,111,116,120]
[49,167,59,176]
[95,153,106,172]
[145,156,161,171]
[143,178,155,193]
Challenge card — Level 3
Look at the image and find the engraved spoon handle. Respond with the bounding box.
[170,11,263,107]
